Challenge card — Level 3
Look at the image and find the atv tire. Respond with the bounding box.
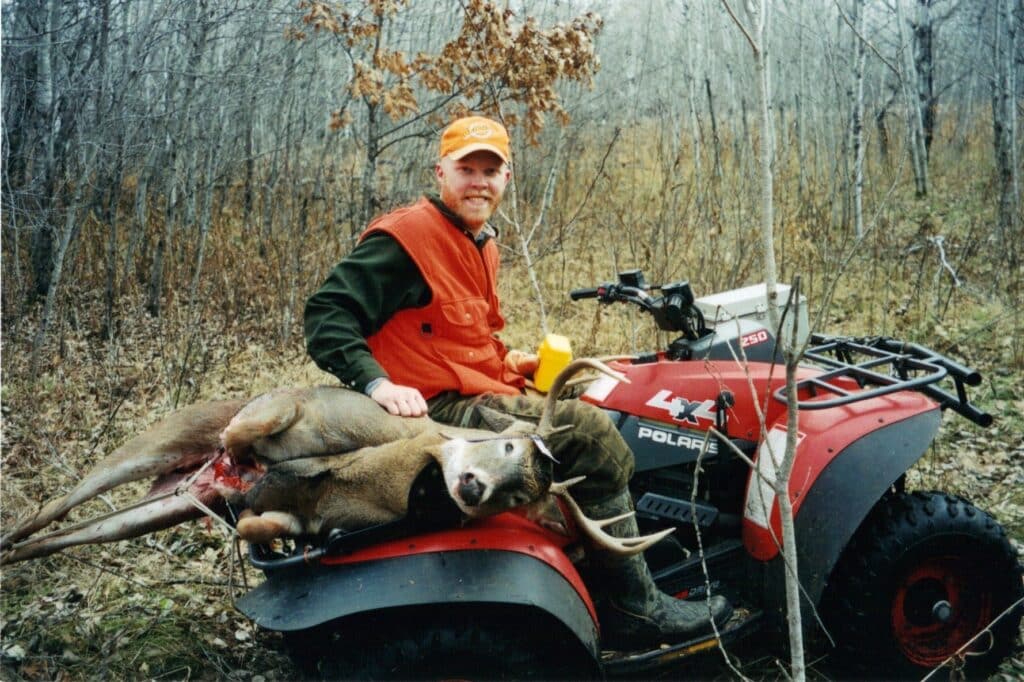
[285,603,596,680]
[823,490,1023,680]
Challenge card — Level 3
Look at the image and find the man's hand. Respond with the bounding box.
[504,349,539,377]
[370,379,429,417]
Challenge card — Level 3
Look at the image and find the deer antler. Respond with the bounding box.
[549,476,674,556]
[536,358,628,436]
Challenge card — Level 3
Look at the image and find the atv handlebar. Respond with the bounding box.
[570,277,708,340]
[569,287,600,300]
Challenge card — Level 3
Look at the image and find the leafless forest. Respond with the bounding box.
[1,0,1022,679]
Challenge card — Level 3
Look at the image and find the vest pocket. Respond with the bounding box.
[439,298,491,343]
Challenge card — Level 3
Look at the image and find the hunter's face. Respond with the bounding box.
[436,151,510,234]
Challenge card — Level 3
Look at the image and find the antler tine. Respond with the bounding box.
[537,358,629,436]
[549,477,675,556]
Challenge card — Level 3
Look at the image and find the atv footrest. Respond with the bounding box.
[601,607,763,677]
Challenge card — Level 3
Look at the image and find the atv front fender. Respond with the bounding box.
[760,407,942,616]
[236,548,600,661]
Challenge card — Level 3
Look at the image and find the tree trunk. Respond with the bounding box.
[992,0,1020,265]
[146,0,210,316]
[360,102,381,234]
[720,2,804,678]
[795,13,807,198]
[896,0,929,196]
[913,0,937,158]
[30,170,90,377]
[102,153,124,341]
[704,77,723,186]
[849,0,867,238]
[29,0,60,299]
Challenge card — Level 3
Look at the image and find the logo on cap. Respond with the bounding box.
[464,122,496,140]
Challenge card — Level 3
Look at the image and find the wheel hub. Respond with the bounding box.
[891,556,990,667]
[931,600,953,623]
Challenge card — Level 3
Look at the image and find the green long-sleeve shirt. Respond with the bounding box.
[304,194,494,392]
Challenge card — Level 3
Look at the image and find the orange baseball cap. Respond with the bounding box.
[439,116,510,164]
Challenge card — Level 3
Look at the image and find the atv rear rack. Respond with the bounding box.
[774,334,992,427]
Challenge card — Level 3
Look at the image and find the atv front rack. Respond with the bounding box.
[774,334,992,427]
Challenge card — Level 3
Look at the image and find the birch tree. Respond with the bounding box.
[895,0,930,196]
[848,0,867,238]
[992,0,1020,263]
[719,1,806,680]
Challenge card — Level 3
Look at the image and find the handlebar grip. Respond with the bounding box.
[570,287,600,300]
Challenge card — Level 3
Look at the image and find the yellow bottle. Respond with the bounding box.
[534,333,573,393]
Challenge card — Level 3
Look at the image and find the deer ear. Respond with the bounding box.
[474,405,518,432]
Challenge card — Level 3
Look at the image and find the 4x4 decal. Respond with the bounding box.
[645,390,717,425]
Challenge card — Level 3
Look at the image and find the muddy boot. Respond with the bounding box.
[582,491,733,650]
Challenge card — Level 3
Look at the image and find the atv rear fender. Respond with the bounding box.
[235,513,601,662]
[751,407,942,616]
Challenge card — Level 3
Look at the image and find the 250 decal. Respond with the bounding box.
[741,329,770,348]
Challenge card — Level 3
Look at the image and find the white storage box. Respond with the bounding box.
[694,282,809,349]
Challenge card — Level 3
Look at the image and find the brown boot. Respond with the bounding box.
[582,491,733,649]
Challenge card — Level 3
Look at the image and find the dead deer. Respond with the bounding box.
[233,428,552,542]
[234,358,672,555]
[2,358,667,564]
[224,358,619,540]
[0,382,447,556]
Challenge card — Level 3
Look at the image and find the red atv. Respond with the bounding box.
[236,270,1023,680]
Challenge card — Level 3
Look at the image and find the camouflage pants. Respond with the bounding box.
[427,391,635,505]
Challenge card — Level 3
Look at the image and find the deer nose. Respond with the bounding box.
[458,471,486,507]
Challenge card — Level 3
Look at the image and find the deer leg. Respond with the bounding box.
[2,400,243,549]
[1,447,221,549]
[219,392,300,458]
[1,449,259,565]
[0,493,207,565]
[236,510,305,544]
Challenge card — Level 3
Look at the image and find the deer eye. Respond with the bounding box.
[504,442,515,454]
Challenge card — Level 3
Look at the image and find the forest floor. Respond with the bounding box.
[1,178,1022,680]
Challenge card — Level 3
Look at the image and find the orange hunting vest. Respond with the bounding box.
[362,198,524,399]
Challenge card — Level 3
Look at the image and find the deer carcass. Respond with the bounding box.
[230,360,610,542]
[2,358,664,564]
[0,383,441,557]
[234,358,672,555]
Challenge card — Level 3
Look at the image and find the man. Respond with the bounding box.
[304,115,731,649]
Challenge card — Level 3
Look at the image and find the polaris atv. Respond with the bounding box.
[236,270,1023,680]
